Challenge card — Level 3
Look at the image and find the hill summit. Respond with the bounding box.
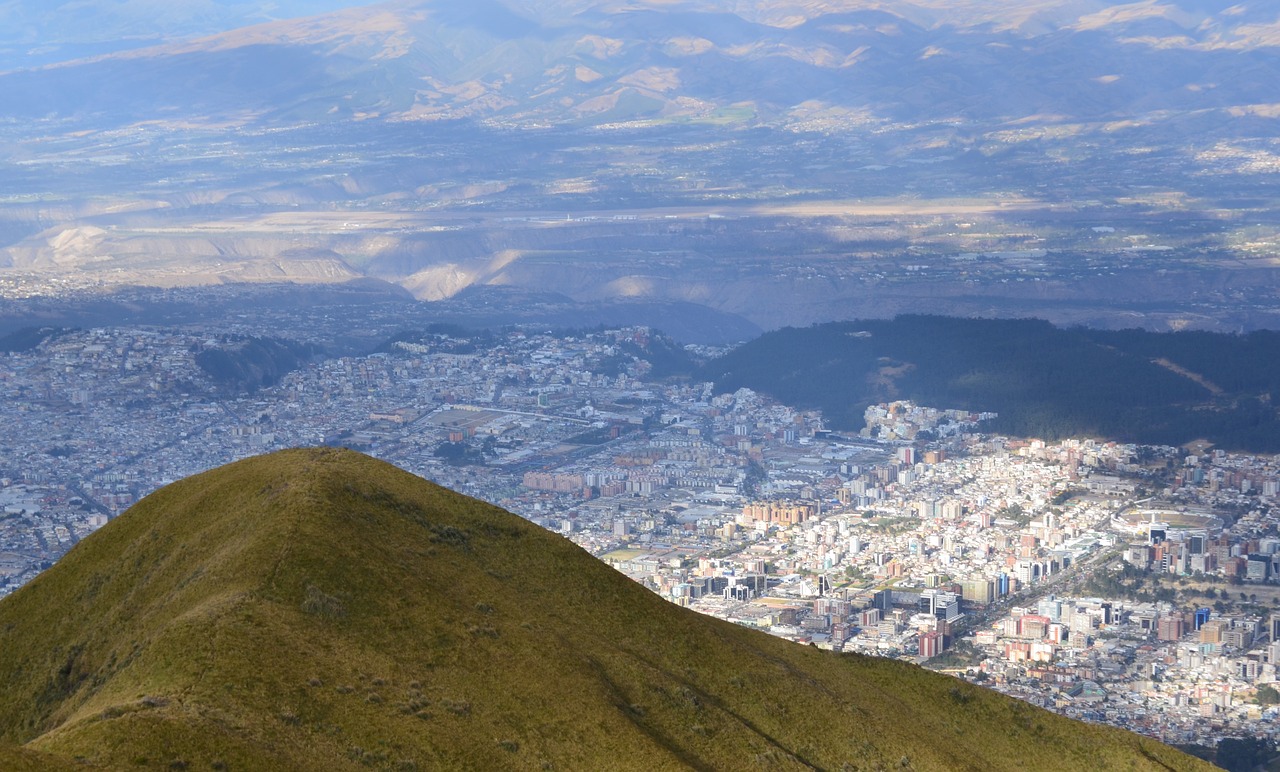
[0,448,1206,770]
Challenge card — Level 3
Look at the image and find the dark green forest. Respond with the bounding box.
[195,336,320,392]
[698,316,1280,452]
[0,326,71,352]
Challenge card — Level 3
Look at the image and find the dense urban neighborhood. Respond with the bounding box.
[4,321,1280,750]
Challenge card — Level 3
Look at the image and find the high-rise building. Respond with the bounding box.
[919,590,962,623]
[741,501,816,525]
[1200,620,1229,646]
[961,579,995,605]
[918,631,943,658]
[1195,608,1212,631]
[1014,559,1041,586]
[1157,614,1186,642]
[1247,554,1271,582]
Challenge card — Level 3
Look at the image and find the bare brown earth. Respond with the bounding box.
[1151,358,1226,396]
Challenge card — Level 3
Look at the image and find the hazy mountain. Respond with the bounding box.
[0,447,1207,770]
[0,1,387,70]
[3,0,1278,130]
[2,1,1279,333]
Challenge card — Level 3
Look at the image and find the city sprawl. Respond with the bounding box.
[7,322,1280,748]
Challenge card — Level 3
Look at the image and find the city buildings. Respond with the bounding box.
[5,322,1280,747]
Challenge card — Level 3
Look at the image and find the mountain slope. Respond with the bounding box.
[0,448,1208,770]
[698,316,1280,450]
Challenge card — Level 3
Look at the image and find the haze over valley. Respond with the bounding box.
[7,3,1280,768]
[1,0,1279,332]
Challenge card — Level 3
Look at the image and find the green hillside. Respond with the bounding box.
[700,316,1280,451]
[0,448,1209,770]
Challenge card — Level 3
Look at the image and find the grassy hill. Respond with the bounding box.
[0,448,1210,770]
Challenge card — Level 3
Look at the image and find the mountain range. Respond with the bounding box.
[2,1,1279,334]
[3,0,1279,130]
[0,1,386,70]
[0,448,1209,769]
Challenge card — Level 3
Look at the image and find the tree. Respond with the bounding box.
[1256,685,1280,706]
[743,459,767,497]
[1215,737,1272,772]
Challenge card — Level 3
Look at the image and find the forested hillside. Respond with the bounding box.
[700,317,1280,451]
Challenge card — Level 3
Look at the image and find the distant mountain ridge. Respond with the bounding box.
[0,0,387,70]
[0,448,1208,769]
[2,0,1278,130]
[2,1,1278,333]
